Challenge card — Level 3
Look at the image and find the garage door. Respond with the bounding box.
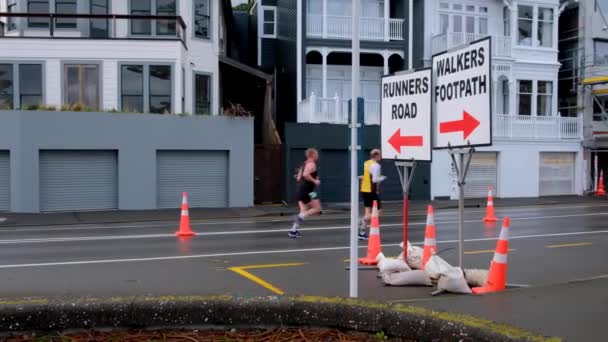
[0,151,9,211]
[539,152,575,196]
[464,152,497,198]
[157,151,229,208]
[40,150,118,212]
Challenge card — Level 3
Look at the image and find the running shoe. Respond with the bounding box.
[358,231,369,240]
[288,230,302,239]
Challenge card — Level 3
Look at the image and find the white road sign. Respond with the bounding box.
[433,37,492,149]
[381,69,432,161]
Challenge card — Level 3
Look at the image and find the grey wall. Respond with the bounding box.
[0,111,254,212]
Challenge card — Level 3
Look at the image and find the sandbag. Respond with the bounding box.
[382,270,432,286]
[396,242,424,269]
[424,254,452,279]
[437,267,472,294]
[378,255,411,275]
[463,268,489,287]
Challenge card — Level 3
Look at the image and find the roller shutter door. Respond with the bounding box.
[539,152,575,196]
[40,150,118,212]
[157,151,229,208]
[464,152,497,198]
[0,151,9,211]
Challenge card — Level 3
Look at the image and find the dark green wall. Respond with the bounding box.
[283,123,431,202]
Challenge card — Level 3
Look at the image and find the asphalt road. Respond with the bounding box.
[0,201,607,341]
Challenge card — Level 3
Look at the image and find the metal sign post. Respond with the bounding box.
[433,38,492,269]
[448,146,475,268]
[395,161,417,259]
[349,0,361,299]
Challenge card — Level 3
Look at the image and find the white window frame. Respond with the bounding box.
[516,79,554,117]
[260,5,277,39]
[436,2,488,36]
[537,7,554,48]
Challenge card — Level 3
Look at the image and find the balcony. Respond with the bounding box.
[432,32,511,58]
[0,12,187,47]
[494,114,583,141]
[307,14,404,41]
[298,94,380,125]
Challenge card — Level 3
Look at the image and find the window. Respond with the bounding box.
[64,64,100,110]
[453,15,463,33]
[194,0,210,39]
[538,8,553,47]
[7,1,17,31]
[55,0,77,29]
[149,65,172,114]
[503,7,511,36]
[28,0,50,28]
[537,81,553,116]
[120,64,173,113]
[595,40,608,65]
[194,73,211,115]
[261,7,277,38]
[439,13,448,35]
[518,5,533,46]
[156,0,177,36]
[439,3,449,10]
[121,65,144,112]
[307,0,322,14]
[131,0,152,35]
[502,79,509,114]
[518,80,533,116]
[479,17,488,35]
[90,0,109,38]
[0,64,13,110]
[20,65,43,108]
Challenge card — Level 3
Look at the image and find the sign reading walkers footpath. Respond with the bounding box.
[381,69,432,161]
[433,37,492,149]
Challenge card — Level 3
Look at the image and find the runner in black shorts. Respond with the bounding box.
[289,148,321,238]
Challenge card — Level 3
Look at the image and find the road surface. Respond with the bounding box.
[0,201,606,341]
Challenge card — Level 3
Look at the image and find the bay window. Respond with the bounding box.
[517,80,554,117]
[517,5,556,48]
[437,3,488,37]
[131,0,177,36]
[28,0,50,28]
[156,0,177,36]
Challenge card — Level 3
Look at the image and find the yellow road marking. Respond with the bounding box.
[465,249,515,255]
[227,263,306,295]
[546,242,592,249]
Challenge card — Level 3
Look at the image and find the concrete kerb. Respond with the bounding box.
[0,295,560,341]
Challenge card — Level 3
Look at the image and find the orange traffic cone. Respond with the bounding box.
[472,217,511,294]
[359,200,382,265]
[175,192,196,237]
[483,188,498,222]
[421,205,437,269]
[597,170,606,196]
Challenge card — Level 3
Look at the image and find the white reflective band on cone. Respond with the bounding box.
[424,238,436,246]
[426,217,434,225]
[488,201,494,206]
[370,227,380,235]
[493,252,508,264]
[181,210,189,216]
[498,228,509,240]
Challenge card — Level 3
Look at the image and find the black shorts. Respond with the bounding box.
[298,187,319,204]
[361,192,381,209]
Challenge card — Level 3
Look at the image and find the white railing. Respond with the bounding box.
[307,14,404,41]
[432,32,512,58]
[298,93,380,125]
[494,114,583,141]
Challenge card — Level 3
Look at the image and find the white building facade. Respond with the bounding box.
[0,0,222,116]
[425,0,584,199]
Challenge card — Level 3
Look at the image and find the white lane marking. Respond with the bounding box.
[8,203,608,233]
[1,212,608,244]
[0,229,607,269]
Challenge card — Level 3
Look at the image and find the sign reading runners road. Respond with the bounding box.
[381,68,432,161]
[433,37,492,149]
